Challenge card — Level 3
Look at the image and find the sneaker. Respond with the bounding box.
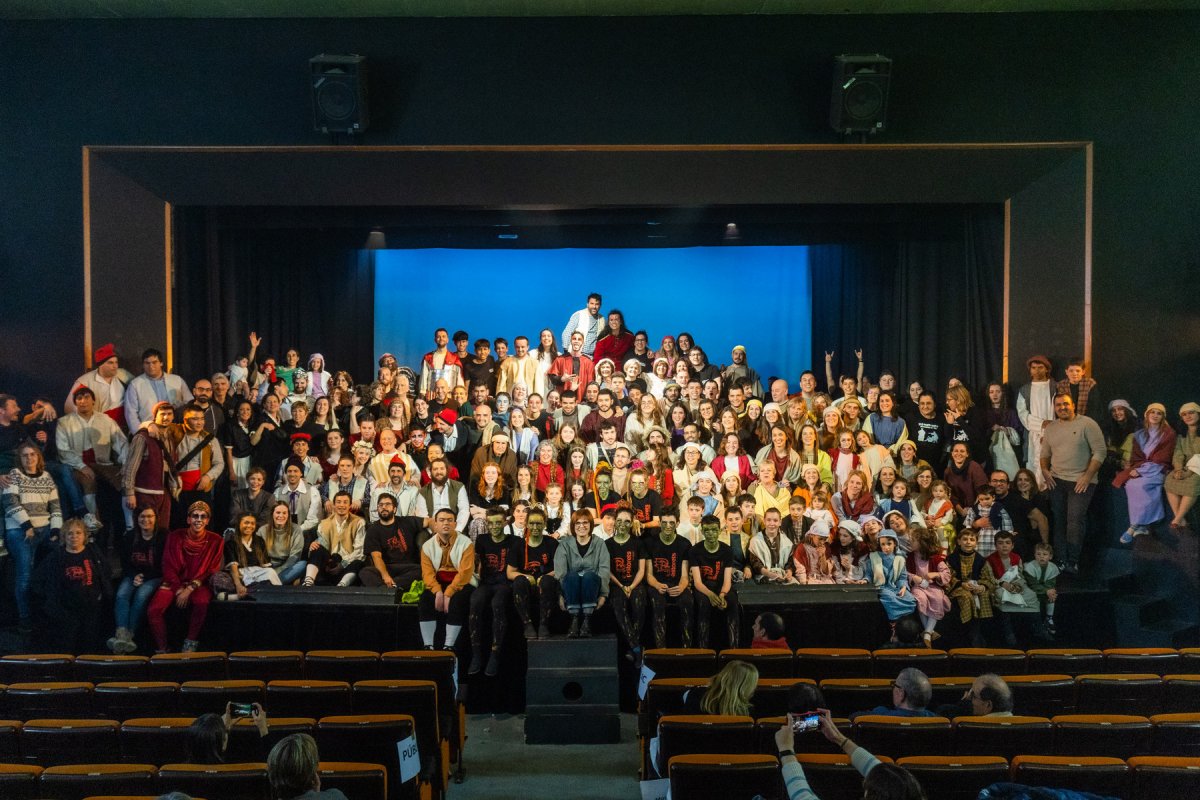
[83,513,103,532]
[1133,526,1150,537]
[1045,617,1057,635]
[423,644,435,651]
[216,592,229,602]
[302,577,315,587]
[567,616,581,638]
[485,650,501,677]
[522,621,537,640]
[181,639,200,653]
[1119,528,1137,545]
[106,635,122,653]
[118,638,138,654]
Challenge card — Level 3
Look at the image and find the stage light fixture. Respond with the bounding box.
[724,222,742,241]
[365,228,386,249]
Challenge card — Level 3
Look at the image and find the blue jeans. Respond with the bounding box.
[561,571,601,613]
[114,575,162,632]
[45,461,86,516]
[277,561,308,584]
[5,526,49,621]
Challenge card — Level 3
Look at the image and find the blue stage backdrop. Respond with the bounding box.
[374,246,812,386]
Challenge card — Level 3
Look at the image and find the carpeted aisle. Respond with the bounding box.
[449,712,641,799]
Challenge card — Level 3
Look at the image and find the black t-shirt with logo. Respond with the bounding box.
[687,542,733,592]
[364,517,425,570]
[63,550,103,603]
[643,535,692,585]
[475,534,512,586]
[605,536,645,586]
[508,536,559,580]
[628,490,664,529]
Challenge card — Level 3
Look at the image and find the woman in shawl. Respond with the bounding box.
[1116,403,1177,543]
[831,470,877,525]
[1166,401,1200,529]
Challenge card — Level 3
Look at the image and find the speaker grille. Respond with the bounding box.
[315,77,357,121]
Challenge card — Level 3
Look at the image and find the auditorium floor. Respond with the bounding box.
[452,712,640,799]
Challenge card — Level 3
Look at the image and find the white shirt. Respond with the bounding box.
[56,412,128,469]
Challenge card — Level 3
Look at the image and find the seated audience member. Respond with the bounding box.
[109,506,165,653]
[936,673,1014,720]
[303,491,366,587]
[30,517,111,652]
[4,441,64,632]
[1024,541,1060,636]
[470,507,514,677]
[644,508,694,648]
[230,466,274,528]
[606,506,647,663]
[555,509,611,638]
[508,507,560,639]
[986,529,1045,646]
[689,514,740,648]
[947,529,995,648]
[147,500,224,653]
[774,709,925,800]
[274,457,321,538]
[748,507,796,584]
[213,512,282,599]
[359,493,431,589]
[652,660,759,776]
[187,702,269,764]
[751,611,788,649]
[56,385,127,536]
[961,484,1013,558]
[874,615,925,651]
[268,733,349,800]
[849,667,936,722]
[259,501,307,585]
[418,508,476,650]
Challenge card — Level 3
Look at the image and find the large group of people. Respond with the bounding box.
[1,291,1196,660]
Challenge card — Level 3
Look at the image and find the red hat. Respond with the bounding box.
[436,408,458,426]
[389,455,407,469]
[290,432,312,443]
[600,503,620,517]
[93,343,118,364]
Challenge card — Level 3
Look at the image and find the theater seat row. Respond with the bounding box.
[642,646,1200,679]
[664,753,1200,800]
[0,760,386,800]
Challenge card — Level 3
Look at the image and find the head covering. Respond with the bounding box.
[1108,398,1135,416]
[623,359,643,371]
[861,514,884,529]
[389,454,406,469]
[436,408,458,426]
[595,358,616,373]
[679,442,703,456]
[746,398,763,410]
[308,353,325,369]
[808,519,832,539]
[285,456,306,472]
[732,345,746,353]
[351,440,374,452]
[187,500,211,518]
[877,529,900,542]
[1180,402,1200,417]
[290,432,312,443]
[614,444,632,455]
[1146,402,1167,417]
[689,469,719,492]
[800,463,821,477]
[378,353,395,366]
[653,356,670,368]
[491,432,510,444]
[93,343,118,364]
[837,519,863,541]
[664,381,680,392]
[292,368,308,381]
[661,335,675,346]
[764,402,782,415]
[1026,354,1051,370]
[898,440,918,452]
[600,504,620,518]
[881,510,907,530]
[151,401,174,418]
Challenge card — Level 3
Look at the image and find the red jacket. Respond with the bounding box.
[160,528,224,591]
[592,332,634,367]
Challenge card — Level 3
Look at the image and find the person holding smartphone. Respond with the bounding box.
[773,709,925,800]
[186,702,269,764]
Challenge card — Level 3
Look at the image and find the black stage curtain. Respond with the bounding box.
[172,209,376,384]
[808,206,1004,396]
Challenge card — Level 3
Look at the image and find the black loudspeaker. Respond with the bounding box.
[310,54,369,134]
[830,54,892,135]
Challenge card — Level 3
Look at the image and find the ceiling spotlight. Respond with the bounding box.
[724,223,741,241]
[365,227,386,249]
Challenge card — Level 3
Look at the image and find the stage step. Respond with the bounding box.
[526,665,619,707]
[249,585,398,606]
[524,702,621,744]
[527,634,616,669]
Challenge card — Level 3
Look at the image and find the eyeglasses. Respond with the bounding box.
[189,513,210,519]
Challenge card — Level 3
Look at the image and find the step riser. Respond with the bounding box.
[527,637,617,669]
[526,668,619,707]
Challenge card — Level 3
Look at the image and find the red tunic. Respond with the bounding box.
[160,528,225,591]
[592,332,634,367]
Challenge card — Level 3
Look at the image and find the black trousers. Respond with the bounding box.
[648,586,694,648]
[469,582,512,649]
[511,574,560,625]
[418,586,473,626]
[693,588,740,649]
[358,562,421,587]
[307,545,364,585]
[607,582,646,648]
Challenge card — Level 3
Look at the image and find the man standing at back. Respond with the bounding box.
[419,328,464,400]
[1040,393,1105,575]
[560,292,604,358]
[124,348,192,432]
[65,343,132,425]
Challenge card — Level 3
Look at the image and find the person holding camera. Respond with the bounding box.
[186,702,269,764]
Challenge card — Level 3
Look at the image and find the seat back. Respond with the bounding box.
[226,716,316,762]
[794,753,895,799]
[1129,755,1200,796]
[379,650,460,752]
[1051,713,1153,759]
[668,754,783,799]
[928,676,973,709]
[717,648,794,678]
[952,715,1053,760]
[93,682,180,721]
[316,714,417,800]
[871,648,950,677]
[318,761,389,800]
[640,678,709,739]
[850,715,953,759]
[1011,755,1128,797]
[0,654,75,684]
[227,650,305,681]
[1074,673,1163,715]
[896,756,1009,800]
[749,678,818,718]
[1001,673,1077,716]
[157,762,269,800]
[656,715,755,768]
[5,682,93,720]
[641,649,718,679]
[119,717,195,764]
[353,680,440,785]
[38,763,158,800]
[0,718,22,762]
[0,763,42,800]
[753,716,848,757]
[1026,648,1104,676]
[793,648,873,680]
[947,648,1028,675]
[148,652,228,683]
[1150,712,1200,757]
[1103,647,1181,675]
[266,680,353,719]
[19,719,120,766]
[1162,674,1200,713]
[72,655,150,684]
[303,650,380,683]
[178,679,266,716]
[817,679,892,718]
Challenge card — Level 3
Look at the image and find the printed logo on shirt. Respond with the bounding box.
[387,534,408,554]
[699,560,725,583]
[484,549,508,575]
[652,553,679,580]
[613,553,635,581]
[65,560,95,586]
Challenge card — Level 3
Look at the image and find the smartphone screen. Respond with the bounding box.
[791,712,820,732]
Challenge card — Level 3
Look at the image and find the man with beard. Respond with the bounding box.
[358,493,434,589]
[412,457,469,533]
[497,335,538,396]
[418,509,475,651]
[580,389,626,444]
[369,457,418,522]
[547,331,596,402]
[429,408,471,477]
[1018,355,1056,489]
[721,345,763,399]
[552,391,589,431]
[419,328,464,400]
